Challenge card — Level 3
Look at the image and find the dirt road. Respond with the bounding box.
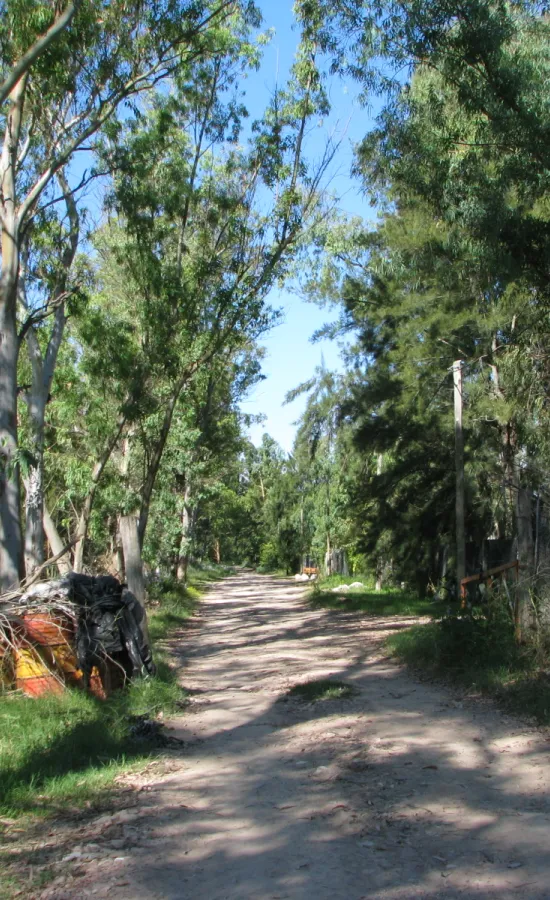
[52,572,550,899]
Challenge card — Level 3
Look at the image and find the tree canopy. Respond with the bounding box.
[1,0,549,630]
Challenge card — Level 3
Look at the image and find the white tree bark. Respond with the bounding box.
[20,172,77,576]
[176,479,194,583]
[0,77,26,592]
[22,308,66,574]
[43,501,71,575]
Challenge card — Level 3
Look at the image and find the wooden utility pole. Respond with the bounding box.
[375,453,384,592]
[453,361,466,599]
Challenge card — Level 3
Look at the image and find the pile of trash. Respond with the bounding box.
[0,573,154,699]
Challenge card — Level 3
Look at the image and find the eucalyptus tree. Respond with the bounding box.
[145,346,262,579]
[56,40,334,570]
[297,0,549,144]
[17,171,85,575]
[0,0,255,591]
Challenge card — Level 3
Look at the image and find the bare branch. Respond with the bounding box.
[18,290,73,344]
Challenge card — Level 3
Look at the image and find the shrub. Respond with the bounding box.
[259,540,280,571]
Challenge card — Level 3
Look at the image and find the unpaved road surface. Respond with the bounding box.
[43,572,550,899]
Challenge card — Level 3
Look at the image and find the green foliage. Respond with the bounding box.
[290,0,550,608]
[259,540,280,571]
[311,583,444,617]
[0,576,198,817]
[282,678,355,702]
[30,17,335,573]
[388,597,550,724]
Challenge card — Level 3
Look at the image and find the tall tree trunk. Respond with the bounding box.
[176,479,193,583]
[21,174,77,576]
[0,290,22,591]
[43,501,71,575]
[213,537,221,564]
[22,394,46,574]
[453,361,466,598]
[73,414,127,572]
[138,374,189,548]
[120,514,150,647]
[120,515,146,604]
[0,77,26,592]
[22,316,63,574]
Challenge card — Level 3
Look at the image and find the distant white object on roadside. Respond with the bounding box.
[295,573,309,581]
[350,582,364,589]
[332,584,350,592]
[309,574,317,580]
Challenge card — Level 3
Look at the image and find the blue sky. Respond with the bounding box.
[242,2,377,452]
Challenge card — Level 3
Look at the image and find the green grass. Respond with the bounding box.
[0,567,227,819]
[185,561,234,589]
[256,566,289,576]
[283,678,355,703]
[315,574,375,590]
[387,615,550,725]
[310,578,445,617]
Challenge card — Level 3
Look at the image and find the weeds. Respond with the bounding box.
[314,574,375,591]
[283,679,355,703]
[387,590,550,725]
[0,567,227,818]
[310,577,445,618]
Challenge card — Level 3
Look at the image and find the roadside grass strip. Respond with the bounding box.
[387,618,550,726]
[0,563,229,819]
[310,576,446,618]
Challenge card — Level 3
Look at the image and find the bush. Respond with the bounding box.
[259,540,280,571]
[387,588,550,724]
[390,590,522,671]
[437,607,519,671]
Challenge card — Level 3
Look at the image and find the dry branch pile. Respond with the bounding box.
[0,574,155,698]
